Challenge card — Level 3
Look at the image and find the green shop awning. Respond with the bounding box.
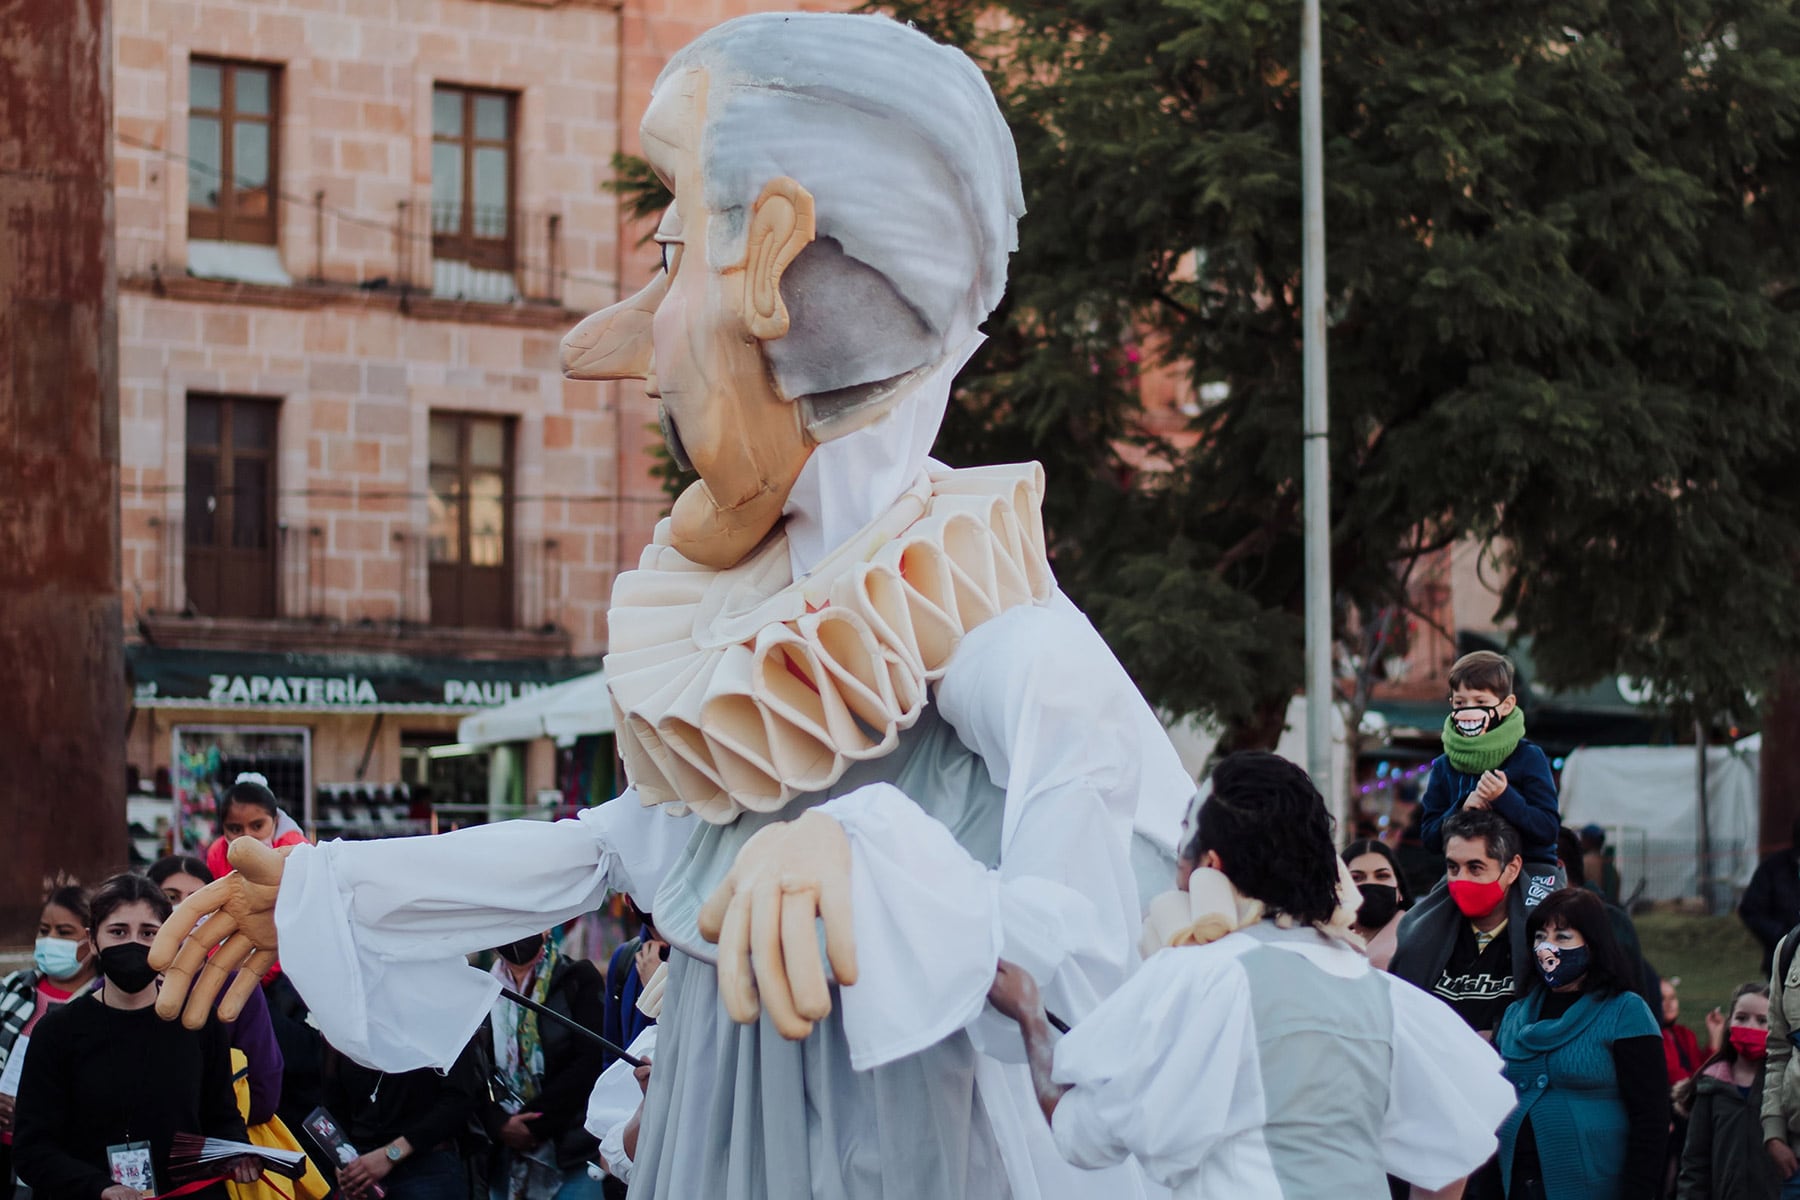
[128,644,605,715]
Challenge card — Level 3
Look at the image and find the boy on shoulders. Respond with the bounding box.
[1422,650,1562,907]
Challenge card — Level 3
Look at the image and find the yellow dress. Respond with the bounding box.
[225,1049,331,1200]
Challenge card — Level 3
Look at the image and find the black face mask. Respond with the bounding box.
[1355,883,1401,931]
[97,941,159,994]
[496,934,545,966]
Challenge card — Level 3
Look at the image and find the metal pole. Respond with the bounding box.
[1696,718,1713,913]
[1300,0,1334,809]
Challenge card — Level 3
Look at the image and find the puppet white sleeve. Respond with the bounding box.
[1378,976,1517,1188]
[819,594,1189,1069]
[274,789,693,1072]
[1048,947,1261,1182]
[589,1026,657,1182]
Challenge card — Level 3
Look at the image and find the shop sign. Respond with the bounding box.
[129,646,598,713]
[208,673,380,706]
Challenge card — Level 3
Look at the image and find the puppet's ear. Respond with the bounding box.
[738,178,817,341]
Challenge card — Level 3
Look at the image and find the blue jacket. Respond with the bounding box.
[602,937,654,1066]
[1421,739,1560,864]
[1495,987,1660,1200]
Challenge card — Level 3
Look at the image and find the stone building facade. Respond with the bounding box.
[114,0,842,851]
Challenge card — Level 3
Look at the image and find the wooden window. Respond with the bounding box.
[185,395,279,619]
[427,412,514,629]
[188,59,279,245]
[430,85,516,271]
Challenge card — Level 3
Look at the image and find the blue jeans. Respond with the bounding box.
[383,1149,468,1200]
[1781,1164,1800,1199]
[486,1151,607,1200]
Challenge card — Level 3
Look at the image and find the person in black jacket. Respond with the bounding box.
[479,932,608,1200]
[1740,816,1800,972]
[12,874,260,1200]
[320,1036,483,1200]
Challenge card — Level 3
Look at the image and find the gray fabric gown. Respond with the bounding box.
[629,704,1014,1199]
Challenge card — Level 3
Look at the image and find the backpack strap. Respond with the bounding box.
[1780,926,1800,989]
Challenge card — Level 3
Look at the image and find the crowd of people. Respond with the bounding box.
[3,651,1799,1199]
[0,776,664,1200]
[978,650,1792,1200]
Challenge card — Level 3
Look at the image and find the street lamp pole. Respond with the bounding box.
[1300,0,1334,806]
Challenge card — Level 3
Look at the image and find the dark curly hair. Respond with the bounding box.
[1521,887,1636,998]
[1185,752,1340,925]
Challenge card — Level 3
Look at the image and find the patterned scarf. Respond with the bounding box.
[489,947,562,1200]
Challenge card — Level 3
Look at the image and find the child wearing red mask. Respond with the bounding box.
[1677,981,1780,1198]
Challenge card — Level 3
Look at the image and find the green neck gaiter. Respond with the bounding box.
[1441,706,1526,774]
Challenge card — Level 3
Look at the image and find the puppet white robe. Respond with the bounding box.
[274,592,1192,1199]
[1050,923,1518,1198]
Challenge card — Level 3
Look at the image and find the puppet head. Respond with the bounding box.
[562,13,1025,569]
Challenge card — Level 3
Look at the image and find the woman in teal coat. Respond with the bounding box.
[1495,887,1668,1200]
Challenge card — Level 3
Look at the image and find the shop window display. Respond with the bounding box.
[170,725,308,851]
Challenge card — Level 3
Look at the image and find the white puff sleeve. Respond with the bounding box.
[1048,946,1262,1186]
[1378,975,1517,1188]
[275,790,694,1071]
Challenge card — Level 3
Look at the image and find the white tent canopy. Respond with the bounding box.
[456,670,612,748]
[1558,739,1761,904]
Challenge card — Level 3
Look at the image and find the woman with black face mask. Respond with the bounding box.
[1493,887,1668,1200]
[12,873,262,1200]
[478,931,608,1200]
[1342,839,1411,970]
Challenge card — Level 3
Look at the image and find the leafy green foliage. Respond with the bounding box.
[871,0,1800,733]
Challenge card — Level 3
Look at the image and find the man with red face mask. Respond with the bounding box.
[1389,809,1532,1200]
[1391,809,1531,1040]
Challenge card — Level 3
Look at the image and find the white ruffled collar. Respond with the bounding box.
[605,462,1051,823]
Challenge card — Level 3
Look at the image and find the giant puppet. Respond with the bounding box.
[150,13,1195,1198]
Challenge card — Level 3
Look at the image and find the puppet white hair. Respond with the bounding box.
[657,13,1026,438]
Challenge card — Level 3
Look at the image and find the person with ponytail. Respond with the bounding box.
[1,885,95,1200]
[1676,981,1780,1198]
[205,775,307,883]
[985,752,1515,1199]
[11,874,260,1200]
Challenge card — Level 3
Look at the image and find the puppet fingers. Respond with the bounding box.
[181,931,257,1029]
[715,886,760,1024]
[697,871,738,944]
[226,835,289,884]
[817,864,858,988]
[156,912,238,1022]
[218,950,274,1021]
[149,876,238,971]
[780,887,831,1023]
[750,879,809,1040]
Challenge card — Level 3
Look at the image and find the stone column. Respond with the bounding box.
[0,0,127,939]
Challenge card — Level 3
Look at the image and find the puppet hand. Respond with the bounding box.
[697,809,858,1040]
[149,837,292,1028]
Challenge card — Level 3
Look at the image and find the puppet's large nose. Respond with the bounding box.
[561,275,663,380]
